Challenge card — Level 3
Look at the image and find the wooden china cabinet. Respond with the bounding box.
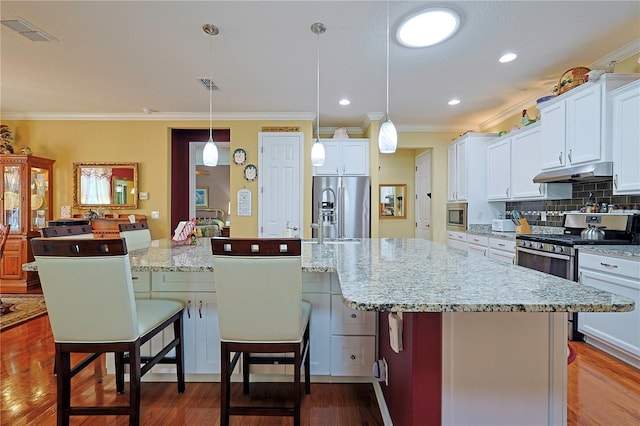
[1,155,55,291]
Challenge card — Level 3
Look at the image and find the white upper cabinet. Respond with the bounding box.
[612,80,640,195]
[538,74,639,171]
[447,133,496,202]
[313,138,369,176]
[487,124,571,201]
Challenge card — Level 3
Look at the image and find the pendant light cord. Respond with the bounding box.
[209,32,214,141]
[316,29,320,140]
[385,1,390,119]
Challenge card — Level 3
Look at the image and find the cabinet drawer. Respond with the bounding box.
[131,271,151,293]
[447,231,466,242]
[466,235,488,246]
[302,272,331,294]
[151,271,215,292]
[579,252,639,280]
[330,335,376,376]
[489,238,515,252]
[331,295,376,335]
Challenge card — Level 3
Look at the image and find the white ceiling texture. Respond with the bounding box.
[1,1,639,133]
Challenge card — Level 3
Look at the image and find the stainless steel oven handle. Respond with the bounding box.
[516,246,571,261]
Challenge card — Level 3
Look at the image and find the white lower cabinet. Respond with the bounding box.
[488,238,516,264]
[578,252,640,368]
[330,294,376,376]
[447,231,467,250]
[466,234,488,257]
[116,270,375,380]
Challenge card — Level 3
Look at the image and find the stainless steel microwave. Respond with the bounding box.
[446,203,467,231]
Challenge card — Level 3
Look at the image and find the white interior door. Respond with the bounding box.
[258,132,303,237]
[415,150,432,240]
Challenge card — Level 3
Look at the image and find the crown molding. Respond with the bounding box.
[0,111,316,121]
[479,38,640,131]
[396,124,478,133]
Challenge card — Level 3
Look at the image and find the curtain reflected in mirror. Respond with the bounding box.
[379,184,406,219]
[73,163,138,209]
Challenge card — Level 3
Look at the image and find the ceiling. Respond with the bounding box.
[1,1,639,132]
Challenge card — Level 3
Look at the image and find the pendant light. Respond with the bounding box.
[379,2,398,154]
[310,23,326,167]
[203,24,219,167]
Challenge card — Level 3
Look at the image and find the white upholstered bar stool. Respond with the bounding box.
[118,222,151,251]
[211,237,311,426]
[31,238,185,426]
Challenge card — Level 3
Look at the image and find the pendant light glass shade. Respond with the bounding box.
[203,24,219,167]
[203,136,219,166]
[311,23,326,166]
[311,138,326,166]
[379,2,398,154]
[379,118,397,153]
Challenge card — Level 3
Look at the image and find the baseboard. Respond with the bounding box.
[373,381,393,426]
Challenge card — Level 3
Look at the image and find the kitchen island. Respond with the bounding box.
[24,238,634,425]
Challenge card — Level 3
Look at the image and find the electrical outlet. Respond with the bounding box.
[139,192,149,200]
[151,211,160,219]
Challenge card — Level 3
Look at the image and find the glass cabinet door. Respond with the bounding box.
[30,165,50,231]
[2,164,22,233]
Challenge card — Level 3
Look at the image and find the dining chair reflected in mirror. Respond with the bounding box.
[31,237,185,425]
[211,237,310,426]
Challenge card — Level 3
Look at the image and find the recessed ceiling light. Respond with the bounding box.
[339,98,351,106]
[397,8,460,48]
[499,53,517,63]
[448,98,461,106]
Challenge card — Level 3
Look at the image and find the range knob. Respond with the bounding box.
[536,243,544,250]
[556,246,565,254]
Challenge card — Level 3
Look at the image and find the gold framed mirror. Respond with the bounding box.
[73,162,138,209]
[379,184,407,219]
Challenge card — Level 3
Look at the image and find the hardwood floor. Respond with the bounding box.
[2,316,639,425]
[0,315,382,425]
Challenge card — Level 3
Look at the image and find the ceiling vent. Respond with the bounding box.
[1,17,56,42]
[199,78,220,91]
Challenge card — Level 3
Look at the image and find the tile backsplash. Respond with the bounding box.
[506,179,640,227]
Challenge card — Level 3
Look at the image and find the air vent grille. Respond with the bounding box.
[1,17,56,42]
[199,78,220,91]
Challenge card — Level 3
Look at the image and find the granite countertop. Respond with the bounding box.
[24,238,634,314]
[577,245,640,259]
[465,228,517,240]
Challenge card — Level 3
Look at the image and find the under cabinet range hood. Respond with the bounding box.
[533,162,613,183]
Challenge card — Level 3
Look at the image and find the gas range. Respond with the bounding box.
[516,213,638,256]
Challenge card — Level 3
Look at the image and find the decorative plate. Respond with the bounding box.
[233,148,247,165]
[3,191,20,210]
[243,164,257,181]
[31,194,44,210]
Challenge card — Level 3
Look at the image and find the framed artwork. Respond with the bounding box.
[195,187,209,208]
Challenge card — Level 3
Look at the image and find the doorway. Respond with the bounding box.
[415,150,432,240]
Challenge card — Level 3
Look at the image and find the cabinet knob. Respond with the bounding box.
[350,313,357,319]
[614,174,618,189]
[350,354,356,360]
[186,300,192,319]
[559,152,563,164]
[198,300,203,319]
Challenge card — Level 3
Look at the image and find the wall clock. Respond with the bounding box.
[233,148,247,165]
[243,164,257,181]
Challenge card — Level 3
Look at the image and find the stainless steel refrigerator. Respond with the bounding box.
[312,176,370,239]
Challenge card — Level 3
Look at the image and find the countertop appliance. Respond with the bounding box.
[312,176,370,239]
[515,212,639,341]
[492,219,516,232]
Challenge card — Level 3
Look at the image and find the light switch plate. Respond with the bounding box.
[139,192,149,200]
[151,211,160,219]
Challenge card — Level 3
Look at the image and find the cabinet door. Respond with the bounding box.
[578,268,640,361]
[342,141,369,175]
[612,82,640,194]
[488,249,515,264]
[150,291,198,374]
[511,127,544,199]
[566,84,602,165]
[304,293,331,375]
[313,141,340,175]
[540,101,566,170]
[331,294,376,335]
[1,238,25,279]
[330,335,376,376]
[455,139,468,200]
[486,139,511,200]
[447,143,457,201]
[193,292,221,374]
